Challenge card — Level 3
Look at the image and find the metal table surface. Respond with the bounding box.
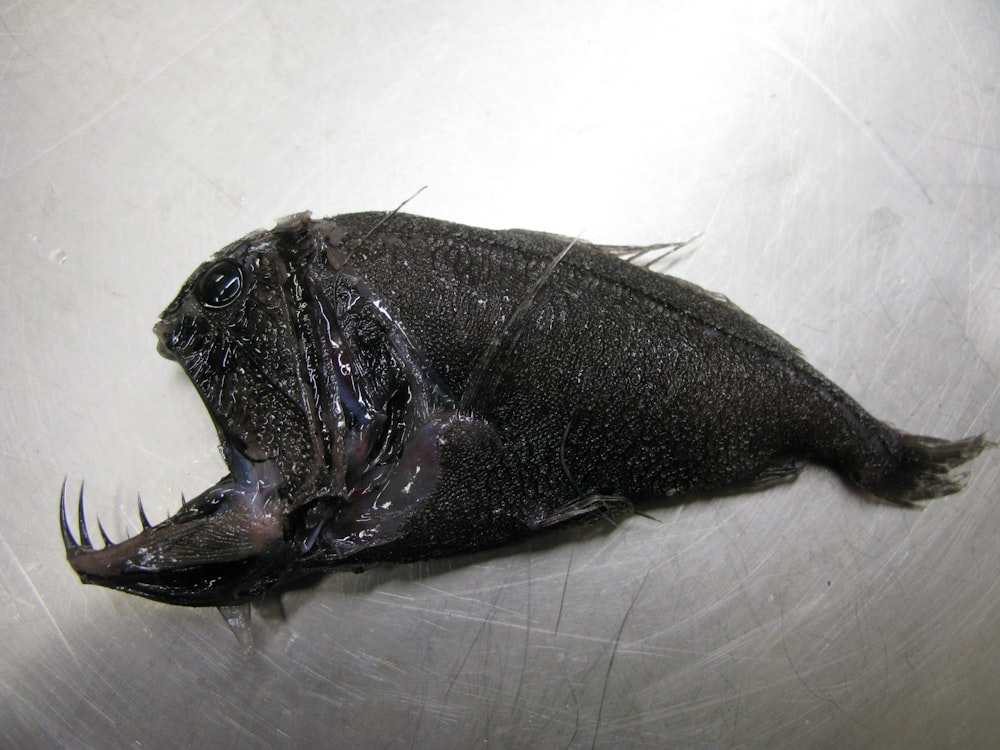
[2,2,998,748]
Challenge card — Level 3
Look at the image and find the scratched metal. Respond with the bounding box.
[2,1,998,748]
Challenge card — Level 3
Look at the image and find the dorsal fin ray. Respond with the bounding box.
[459,236,580,414]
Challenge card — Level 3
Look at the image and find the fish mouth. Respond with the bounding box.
[60,446,294,606]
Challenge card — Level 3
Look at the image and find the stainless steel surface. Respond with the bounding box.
[2,1,998,748]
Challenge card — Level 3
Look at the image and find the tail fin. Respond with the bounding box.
[865,433,991,505]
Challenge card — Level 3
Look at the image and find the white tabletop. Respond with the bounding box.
[2,2,998,748]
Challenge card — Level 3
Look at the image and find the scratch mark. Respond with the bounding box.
[967,381,1000,428]
[372,600,617,647]
[554,549,573,635]
[508,556,533,727]
[936,4,983,113]
[929,133,1000,155]
[565,677,582,749]
[0,529,78,663]
[2,1,254,180]
[0,36,14,83]
[776,598,879,737]
[1,0,29,16]
[443,578,507,702]
[409,581,528,621]
[592,567,650,750]
[746,31,933,205]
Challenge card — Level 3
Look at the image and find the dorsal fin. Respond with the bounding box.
[601,234,701,268]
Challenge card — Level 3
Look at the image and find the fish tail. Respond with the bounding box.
[787,365,990,504]
[856,432,991,505]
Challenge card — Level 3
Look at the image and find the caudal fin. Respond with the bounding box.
[865,433,991,505]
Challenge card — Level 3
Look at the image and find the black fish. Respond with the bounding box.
[61,211,988,628]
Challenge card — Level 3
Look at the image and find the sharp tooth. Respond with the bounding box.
[181,492,189,508]
[59,478,79,551]
[77,483,93,550]
[96,516,114,547]
[137,493,151,529]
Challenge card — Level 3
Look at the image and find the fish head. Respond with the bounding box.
[153,220,329,490]
[61,214,418,606]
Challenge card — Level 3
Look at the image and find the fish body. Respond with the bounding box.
[62,212,987,608]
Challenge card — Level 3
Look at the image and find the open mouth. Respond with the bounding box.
[60,446,291,607]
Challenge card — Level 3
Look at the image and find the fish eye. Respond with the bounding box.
[196,260,244,308]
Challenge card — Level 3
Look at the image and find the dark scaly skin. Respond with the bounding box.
[61,212,988,611]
